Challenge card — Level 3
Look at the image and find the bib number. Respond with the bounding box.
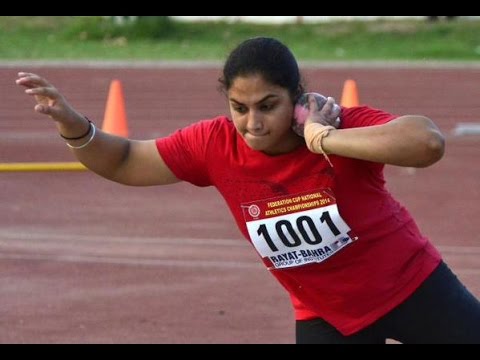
[242,189,357,270]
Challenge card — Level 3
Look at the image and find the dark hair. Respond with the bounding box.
[219,37,304,102]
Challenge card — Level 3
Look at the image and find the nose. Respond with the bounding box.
[246,110,263,132]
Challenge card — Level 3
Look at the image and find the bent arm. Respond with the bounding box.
[322,115,445,167]
[16,72,179,186]
[70,125,179,186]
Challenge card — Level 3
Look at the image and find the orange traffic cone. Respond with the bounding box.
[340,79,360,108]
[102,80,129,137]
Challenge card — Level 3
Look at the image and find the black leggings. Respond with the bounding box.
[296,261,480,344]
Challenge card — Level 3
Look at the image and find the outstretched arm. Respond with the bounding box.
[16,72,180,186]
[303,96,445,168]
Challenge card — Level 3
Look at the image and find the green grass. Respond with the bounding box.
[1,16,480,61]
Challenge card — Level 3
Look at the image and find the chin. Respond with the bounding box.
[246,141,267,152]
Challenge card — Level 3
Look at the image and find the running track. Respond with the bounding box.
[0,64,479,343]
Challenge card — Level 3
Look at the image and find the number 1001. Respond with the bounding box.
[256,212,340,252]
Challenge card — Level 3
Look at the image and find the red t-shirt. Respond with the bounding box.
[156,106,441,335]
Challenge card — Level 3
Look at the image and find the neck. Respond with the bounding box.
[263,132,304,156]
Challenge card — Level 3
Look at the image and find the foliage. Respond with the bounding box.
[0,17,479,61]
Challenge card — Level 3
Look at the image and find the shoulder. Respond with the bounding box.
[340,105,397,128]
[190,115,233,129]
[157,115,235,155]
[182,115,234,136]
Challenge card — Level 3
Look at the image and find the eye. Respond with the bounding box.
[260,103,275,112]
[232,105,247,114]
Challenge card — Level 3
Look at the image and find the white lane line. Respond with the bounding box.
[438,245,480,254]
[2,60,480,70]
[0,252,477,274]
[0,252,260,269]
[0,230,248,247]
[0,230,478,272]
[0,231,478,252]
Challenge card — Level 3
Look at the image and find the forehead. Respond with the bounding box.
[228,74,288,101]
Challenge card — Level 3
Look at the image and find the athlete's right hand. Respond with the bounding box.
[305,95,341,129]
[16,72,78,124]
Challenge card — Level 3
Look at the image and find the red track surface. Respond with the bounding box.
[0,65,479,343]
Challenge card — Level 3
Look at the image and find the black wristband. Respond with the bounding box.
[59,118,93,140]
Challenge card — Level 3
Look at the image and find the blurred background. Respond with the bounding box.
[1,16,480,61]
[0,16,479,344]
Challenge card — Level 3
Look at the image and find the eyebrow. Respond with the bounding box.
[229,94,279,106]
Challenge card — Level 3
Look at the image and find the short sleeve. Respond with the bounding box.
[340,106,397,128]
[156,119,216,187]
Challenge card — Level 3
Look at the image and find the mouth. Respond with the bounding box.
[246,131,268,138]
